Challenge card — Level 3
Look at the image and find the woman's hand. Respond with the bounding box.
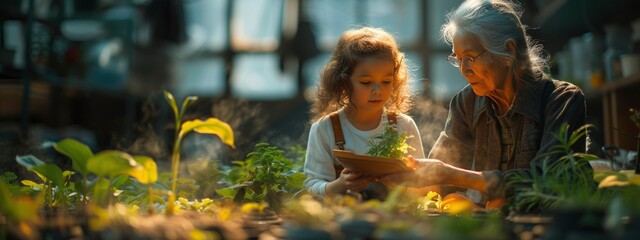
[326,168,372,195]
[380,157,448,187]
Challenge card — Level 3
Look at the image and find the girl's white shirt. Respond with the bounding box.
[303,108,425,196]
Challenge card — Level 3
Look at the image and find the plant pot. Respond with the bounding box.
[340,219,376,240]
[504,212,552,240]
[242,209,282,239]
[543,209,607,240]
[284,225,334,240]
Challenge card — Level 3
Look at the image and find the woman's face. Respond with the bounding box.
[348,56,395,113]
[451,32,510,96]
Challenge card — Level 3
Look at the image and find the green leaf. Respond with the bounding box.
[129,156,158,184]
[21,180,42,189]
[0,181,40,221]
[32,163,65,190]
[111,175,131,188]
[179,118,235,148]
[1,172,17,183]
[87,150,138,178]
[16,155,45,169]
[216,188,237,199]
[285,172,306,191]
[163,90,179,122]
[179,96,198,120]
[53,138,94,176]
[93,177,111,205]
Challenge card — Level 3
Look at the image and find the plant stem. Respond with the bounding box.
[170,137,183,197]
[635,134,640,174]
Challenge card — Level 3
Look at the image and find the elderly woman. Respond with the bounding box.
[383,0,588,206]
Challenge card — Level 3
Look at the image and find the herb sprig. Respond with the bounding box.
[366,124,414,162]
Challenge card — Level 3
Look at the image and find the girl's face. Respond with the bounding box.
[348,56,395,113]
[451,32,510,96]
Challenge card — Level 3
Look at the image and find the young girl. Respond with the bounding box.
[304,27,425,197]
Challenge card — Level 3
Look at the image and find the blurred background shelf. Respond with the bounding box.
[531,0,640,52]
[528,0,640,152]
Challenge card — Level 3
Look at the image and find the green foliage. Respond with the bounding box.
[52,138,94,204]
[0,180,40,222]
[366,125,414,161]
[163,90,234,214]
[16,155,72,207]
[506,123,600,213]
[86,150,159,207]
[217,142,305,211]
[14,138,159,209]
[53,138,93,177]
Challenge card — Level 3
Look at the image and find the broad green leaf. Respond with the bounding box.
[16,155,45,169]
[111,175,130,188]
[54,138,94,176]
[129,156,158,184]
[93,177,111,205]
[180,118,235,148]
[163,90,179,121]
[87,150,138,178]
[215,188,237,199]
[32,164,65,189]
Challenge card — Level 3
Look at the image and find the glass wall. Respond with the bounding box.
[179,0,466,101]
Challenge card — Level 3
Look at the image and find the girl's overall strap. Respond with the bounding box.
[329,112,346,176]
[330,112,346,150]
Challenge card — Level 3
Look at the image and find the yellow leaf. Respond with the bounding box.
[180,118,235,148]
[128,156,158,184]
[441,193,478,214]
[598,175,630,188]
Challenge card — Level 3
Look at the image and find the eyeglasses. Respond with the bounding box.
[447,49,487,68]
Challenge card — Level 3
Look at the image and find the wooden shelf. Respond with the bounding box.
[588,74,640,151]
[531,0,640,52]
[585,73,640,101]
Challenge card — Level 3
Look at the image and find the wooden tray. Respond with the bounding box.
[332,149,413,176]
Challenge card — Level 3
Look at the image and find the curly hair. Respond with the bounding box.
[309,27,413,123]
[440,0,549,82]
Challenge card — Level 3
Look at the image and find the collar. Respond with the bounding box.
[472,76,549,125]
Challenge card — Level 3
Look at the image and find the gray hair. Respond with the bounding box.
[441,0,549,80]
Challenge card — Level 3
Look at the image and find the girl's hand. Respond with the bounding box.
[339,168,371,193]
[327,168,372,194]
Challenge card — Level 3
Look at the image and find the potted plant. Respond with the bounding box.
[505,123,610,239]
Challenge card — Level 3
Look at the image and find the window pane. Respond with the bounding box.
[231,54,297,100]
[365,0,420,46]
[305,0,358,49]
[427,0,463,48]
[184,0,227,51]
[303,53,331,89]
[232,0,284,50]
[176,57,225,99]
[428,53,467,101]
